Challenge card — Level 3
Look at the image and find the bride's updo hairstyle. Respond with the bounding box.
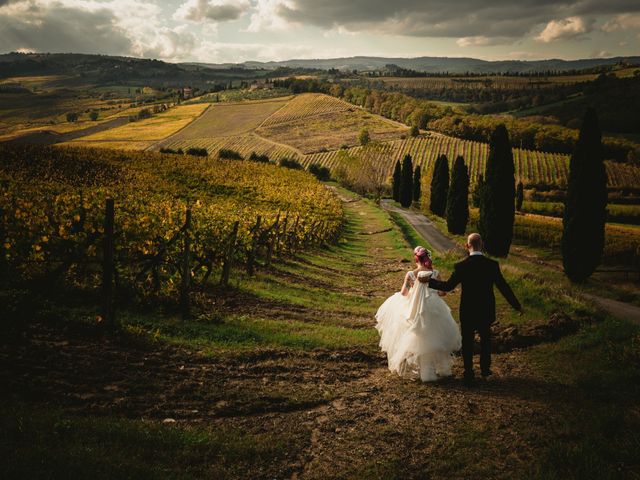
[413,246,433,269]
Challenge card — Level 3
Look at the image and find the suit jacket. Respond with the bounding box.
[429,254,521,327]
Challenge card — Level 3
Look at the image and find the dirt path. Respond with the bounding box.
[380,199,460,253]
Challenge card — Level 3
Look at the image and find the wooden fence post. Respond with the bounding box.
[180,208,191,319]
[220,221,239,287]
[0,207,6,278]
[102,199,116,329]
[247,215,261,275]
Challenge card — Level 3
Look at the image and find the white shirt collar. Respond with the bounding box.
[469,251,483,256]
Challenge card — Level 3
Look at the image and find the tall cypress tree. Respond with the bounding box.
[515,181,524,212]
[472,174,485,208]
[446,156,470,234]
[478,125,516,257]
[429,154,449,217]
[392,160,402,202]
[400,154,414,208]
[562,108,607,282]
[413,165,421,202]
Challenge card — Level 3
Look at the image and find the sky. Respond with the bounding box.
[0,0,639,63]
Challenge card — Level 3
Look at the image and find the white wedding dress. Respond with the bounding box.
[375,270,462,382]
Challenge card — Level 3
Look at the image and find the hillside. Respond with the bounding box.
[202,55,640,74]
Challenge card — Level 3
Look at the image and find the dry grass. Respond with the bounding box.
[66,104,209,144]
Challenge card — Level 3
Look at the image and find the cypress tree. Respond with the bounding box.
[400,154,414,208]
[446,156,469,234]
[515,181,524,212]
[429,154,449,217]
[472,174,485,208]
[392,160,402,202]
[478,125,516,257]
[562,108,607,282]
[413,165,421,202]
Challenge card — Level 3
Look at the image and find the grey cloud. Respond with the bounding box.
[0,3,132,55]
[176,0,250,23]
[277,0,640,38]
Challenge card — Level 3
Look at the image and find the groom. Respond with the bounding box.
[421,233,522,385]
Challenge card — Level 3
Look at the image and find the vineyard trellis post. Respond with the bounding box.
[220,220,239,287]
[180,208,191,318]
[0,207,6,278]
[247,215,261,275]
[101,198,116,329]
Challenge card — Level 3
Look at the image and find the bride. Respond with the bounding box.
[375,246,462,382]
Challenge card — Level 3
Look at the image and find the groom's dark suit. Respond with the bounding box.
[428,253,521,378]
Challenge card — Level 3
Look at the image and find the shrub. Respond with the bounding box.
[218,149,243,160]
[308,163,331,181]
[279,158,303,170]
[186,147,208,157]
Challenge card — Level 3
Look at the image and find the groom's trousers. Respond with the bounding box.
[461,322,491,376]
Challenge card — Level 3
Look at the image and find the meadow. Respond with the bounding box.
[61,103,210,150]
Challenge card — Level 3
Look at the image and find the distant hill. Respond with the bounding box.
[193,55,640,74]
[2,52,639,84]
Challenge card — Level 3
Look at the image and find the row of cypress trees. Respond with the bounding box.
[422,108,606,282]
[392,154,422,208]
[429,154,470,235]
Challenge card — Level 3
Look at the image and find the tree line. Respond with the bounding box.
[423,109,608,282]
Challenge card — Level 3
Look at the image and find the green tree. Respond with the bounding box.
[392,160,402,202]
[66,112,79,123]
[400,154,414,208]
[446,156,470,234]
[429,154,449,217]
[410,125,420,137]
[478,125,516,257]
[515,181,524,212]
[359,127,370,146]
[413,165,421,202]
[472,174,485,208]
[562,108,607,282]
[89,111,99,121]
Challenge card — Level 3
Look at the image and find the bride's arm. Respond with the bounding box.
[433,271,448,297]
[400,272,413,296]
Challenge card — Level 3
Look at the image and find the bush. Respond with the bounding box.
[279,158,303,170]
[186,147,208,157]
[218,149,243,160]
[89,111,99,121]
[159,148,184,155]
[137,108,152,120]
[249,151,269,163]
[308,163,331,181]
[66,112,79,123]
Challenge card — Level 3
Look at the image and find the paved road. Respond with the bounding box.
[380,199,640,326]
[380,199,460,253]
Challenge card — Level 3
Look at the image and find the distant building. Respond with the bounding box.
[182,87,193,98]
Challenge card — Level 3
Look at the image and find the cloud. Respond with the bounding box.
[247,1,640,42]
[0,0,132,55]
[174,0,250,23]
[535,16,591,42]
[602,12,640,31]
[456,36,511,47]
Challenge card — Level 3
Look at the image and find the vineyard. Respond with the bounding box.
[259,93,354,127]
[302,135,640,189]
[160,133,303,163]
[0,144,342,306]
[256,94,409,154]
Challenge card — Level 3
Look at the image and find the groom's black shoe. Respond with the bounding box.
[481,369,493,378]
